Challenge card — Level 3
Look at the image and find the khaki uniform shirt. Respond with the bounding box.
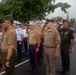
[1,27,17,52]
[37,26,43,31]
[28,29,41,45]
[43,28,60,47]
[37,26,43,38]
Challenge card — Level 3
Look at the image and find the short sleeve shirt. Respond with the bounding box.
[43,28,61,47]
[60,28,74,44]
[1,27,17,52]
[37,26,43,38]
[28,29,41,44]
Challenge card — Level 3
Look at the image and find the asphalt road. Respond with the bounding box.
[1,38,76,75]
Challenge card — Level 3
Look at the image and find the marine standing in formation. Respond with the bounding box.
[28,21,41,74]
[43,19,61,75]
[1,15,17,75]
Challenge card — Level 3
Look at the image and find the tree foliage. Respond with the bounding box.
[0,0,71,22]
[69,18,75,27]
[52,16,63,24]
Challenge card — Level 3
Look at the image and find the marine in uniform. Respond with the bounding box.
[28,21,41,73]
[1,15,17,75]
[58,20,74,74]
[36,21,44,63]
[43,19,61,75]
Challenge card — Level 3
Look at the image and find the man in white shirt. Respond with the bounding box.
[15,24,24,61]
[23,24,28,55]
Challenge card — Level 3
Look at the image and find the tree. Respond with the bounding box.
[69,18,75,27]
[0,0,71,22]
[52,16,63,25]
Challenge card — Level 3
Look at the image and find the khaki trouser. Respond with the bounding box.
[44,47,56,75]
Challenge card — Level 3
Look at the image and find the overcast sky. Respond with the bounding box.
[46,0,76,20]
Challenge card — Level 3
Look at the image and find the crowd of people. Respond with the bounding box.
[0,15,74,75]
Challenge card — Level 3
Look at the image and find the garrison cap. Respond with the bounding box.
[46,19,54,24]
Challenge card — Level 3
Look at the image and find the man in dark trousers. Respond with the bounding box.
[23,24,28,56]
[58,20,74,75]
[15,24,24,61]
[1,15,17,75]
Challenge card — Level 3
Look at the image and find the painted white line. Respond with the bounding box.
[0,59,29,75]
[0,71,5,75]
[15,59,29,67]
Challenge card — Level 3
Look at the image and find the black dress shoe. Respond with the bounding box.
[31,70,36,74]
[64,71,69,75]
[28,68,33,72]
[58,69,65,73]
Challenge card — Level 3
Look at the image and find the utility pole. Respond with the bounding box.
[67,11,69,21]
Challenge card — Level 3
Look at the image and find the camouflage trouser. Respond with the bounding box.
[1,51,17,75]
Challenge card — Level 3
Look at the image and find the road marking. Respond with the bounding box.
[15,59,29,67]
[0,59,29,75]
